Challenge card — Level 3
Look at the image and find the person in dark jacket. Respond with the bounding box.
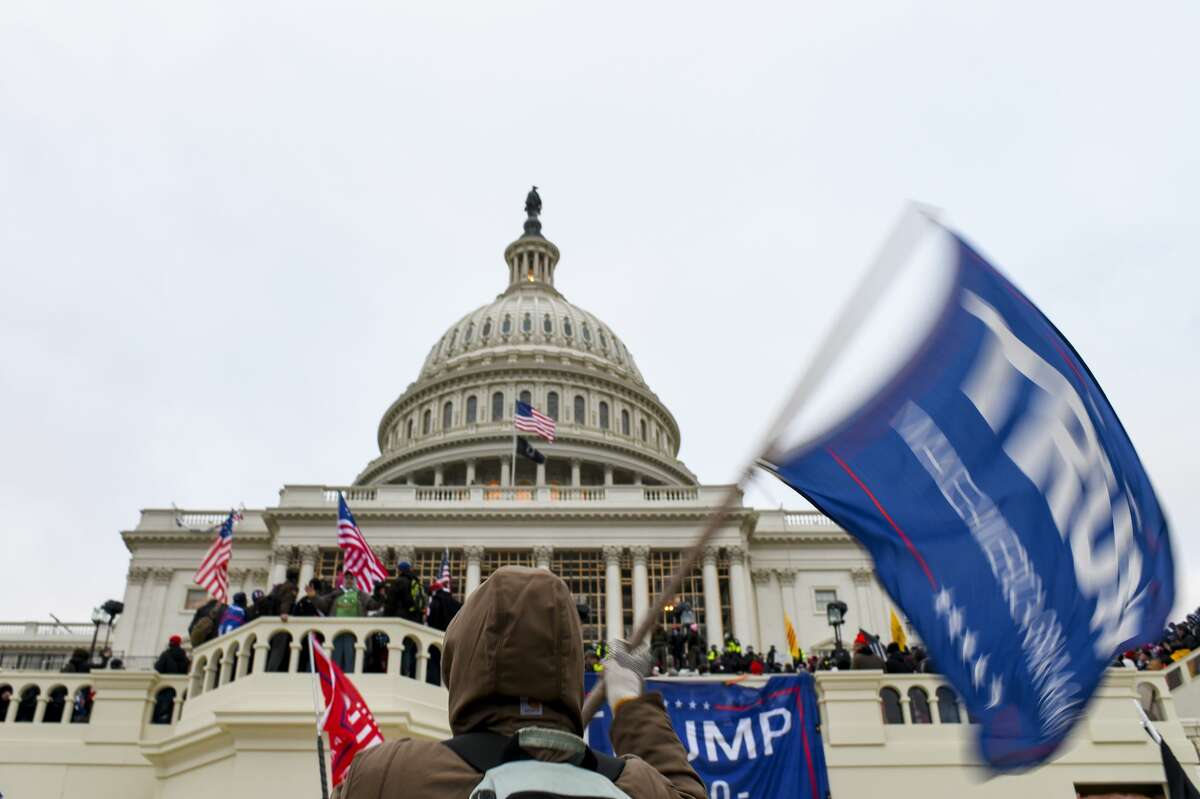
[288,579,325,673]
[852,645,885,670]
[885,642,914,674]
[385,561,426,622]
[61,648,91,673]
[424,586,463,685]
[154,636,191,674]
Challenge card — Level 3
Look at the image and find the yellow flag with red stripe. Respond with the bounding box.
[784,613,800,661]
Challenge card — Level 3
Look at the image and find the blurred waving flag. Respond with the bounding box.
[515,400,556,441]
[311,633,383,786]
[192,510,241,604]
[336,493,389,593]
[764,217,1174,769]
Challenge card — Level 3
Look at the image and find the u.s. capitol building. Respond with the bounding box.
[1,194,1197,798]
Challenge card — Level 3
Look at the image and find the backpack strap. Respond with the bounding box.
[443,731,625,784]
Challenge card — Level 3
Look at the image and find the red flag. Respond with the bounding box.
[310,634,383,785]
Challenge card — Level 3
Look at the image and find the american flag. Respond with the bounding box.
[514,400,556,442]
[336,493,388,593]
[311,633,383,786]
[430,548,452,595]
[192,510,241,604]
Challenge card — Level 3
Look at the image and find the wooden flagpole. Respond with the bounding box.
[581,204,936,723]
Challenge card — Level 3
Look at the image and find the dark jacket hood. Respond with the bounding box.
[442,566,584,736]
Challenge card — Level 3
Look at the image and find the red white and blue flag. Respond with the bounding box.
[192,510,241,604]
[515,400,556,442]
[311,633,383,786]
[430,547,452,595]
[336,494,389,593]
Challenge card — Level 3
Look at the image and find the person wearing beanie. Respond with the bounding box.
[218,592,249,635]
[334,566,706,799]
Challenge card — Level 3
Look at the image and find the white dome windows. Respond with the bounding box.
[640,419,648,442]
[519,389,532,406]
[491,392,505,422]
[563,316,574,338]
[598,401,609,430]
[581,322,592,344]
[547,391,559,420]
[406,418,414,440]
[620,409,631,436]
[543,314,553,336]
[501,314,513,336]
[466,395,478,424]
[482,318,493,339]
[465,322,475,344]
[442,401,453,430]
[598,329,609,353]
[422,409,432,435]
[521,313,533,335]
[448,329,458,353]
[573,395,585,424]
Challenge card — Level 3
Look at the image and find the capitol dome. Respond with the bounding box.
[356,189,695,488]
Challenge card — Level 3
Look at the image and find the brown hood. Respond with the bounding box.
[442,566,584,736]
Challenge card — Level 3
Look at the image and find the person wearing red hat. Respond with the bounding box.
[151,635,191,724]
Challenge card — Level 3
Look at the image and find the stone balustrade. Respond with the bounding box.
[0,670,188,732]
[274,483,731,508]
[187,616,446,700]
[1163,648,1200,718]
[0,620,95,638]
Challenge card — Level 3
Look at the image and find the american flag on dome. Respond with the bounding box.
[192,510,241,604]
[336,493,389,593]
[514,400,556,442]
[430,548,452,595]
[311,633,383,786]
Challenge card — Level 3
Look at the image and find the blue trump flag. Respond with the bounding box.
[584,673,829,799]
[766,222,1174,768]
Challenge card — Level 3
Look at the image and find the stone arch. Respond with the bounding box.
[43,684,68,723]
[936,686,961,723]
[151,686,178,725]
[399,634,423,679]
[209,649,224,690]
[225,640,241,683]
[1139,682,1165,722]
[0,682,12,722]
[191,656,208,696]
[15,684,40,722]
[427,642,444,687]
[364,629,390,674]
[70,685,94,723]
[907,686,931,724]
[879,686,903,724]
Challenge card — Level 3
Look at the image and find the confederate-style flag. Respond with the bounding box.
[311,633,383,785]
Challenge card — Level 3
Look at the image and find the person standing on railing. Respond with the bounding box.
[333,566,707,799]
[316,573,382,672]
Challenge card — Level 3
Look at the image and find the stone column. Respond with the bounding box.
[727,545,751,647]
[269,545,290,586]
[603,465,614,486]
[750,569,773,653]
[298,546,319,590]
[112,565,150,658]
[434,465,444,487]
[571,459,581,487]
[701,546,724,648]
[464,545,484,596]
[602,546,624,643]
[501,459,511,487]
[135,568,174,657]
[851,566,874,636]
[536,461,546,486]
[533,545,553,571]
[465,459,476,485]
[630,546,650,628]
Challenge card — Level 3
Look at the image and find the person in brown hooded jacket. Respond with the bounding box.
[334,565,707,799]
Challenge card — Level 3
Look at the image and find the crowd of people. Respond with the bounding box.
[1114,606,1200,671]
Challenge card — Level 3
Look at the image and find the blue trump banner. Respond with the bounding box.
[584,674,829,799]
[766,221,1175,769]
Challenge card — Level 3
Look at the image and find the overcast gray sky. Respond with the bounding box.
[2,2,1197,624]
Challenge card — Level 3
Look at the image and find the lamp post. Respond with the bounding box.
[88,606,106,664]
[826,600,849,653]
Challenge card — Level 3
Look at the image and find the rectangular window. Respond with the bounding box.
[648,550,705,630]
[551,550,606,645]
[482,549,534,581]
[814,588,838,614]
[414,549,466,601]
[184,588,210,610]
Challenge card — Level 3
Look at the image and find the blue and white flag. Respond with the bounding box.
[585,674,829,799]
[766,221,1175,768]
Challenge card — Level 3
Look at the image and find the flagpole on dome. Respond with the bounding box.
[581,205,937,724]
[308,632,331,799]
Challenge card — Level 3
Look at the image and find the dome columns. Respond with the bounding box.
[504,236,560,291]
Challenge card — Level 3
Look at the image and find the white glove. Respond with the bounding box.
[603,639,652,711]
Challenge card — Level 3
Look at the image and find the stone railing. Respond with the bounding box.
[0,621,95,638]
[1163,648,1200,718]
[187,616,446,700]
[0,670,188,730]
[280,484,733,509]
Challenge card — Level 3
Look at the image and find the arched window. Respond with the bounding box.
[422,409,431,435]
[907,686,931,724]
[501,315,512,335]
[581,322,592,343]
[1139,683,1166,722]
[547,392,559,420]
[599,401,610,430]
[522,313,532,334]
[620,409,630,436]
[599,329,609,352]
[466,396,478,424]
[492,392,505,422]
[563,317,574,337]
[465,321,475,342]
[406,419,413,440]
[936,687,961,723]
[44,686,67,723]
[543,314,553,335]
[447,329,458,351]
[574,395,586,424]
[481,318,493,338]
[442,401,453,430]
[880,687,904,724]
[519,390,532,406]
[640,419,647,441]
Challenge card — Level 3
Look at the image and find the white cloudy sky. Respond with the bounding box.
[1,3,1196,624]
